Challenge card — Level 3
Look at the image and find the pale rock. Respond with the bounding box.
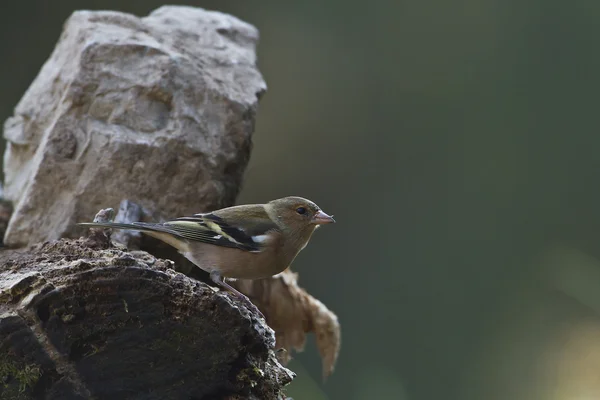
[3,6,266,247]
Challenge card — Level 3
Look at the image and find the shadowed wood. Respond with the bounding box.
[0,235,294,399]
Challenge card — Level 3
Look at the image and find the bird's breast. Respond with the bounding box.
[184,243,288,280]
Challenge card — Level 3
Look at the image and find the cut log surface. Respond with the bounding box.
[0,235,294,399]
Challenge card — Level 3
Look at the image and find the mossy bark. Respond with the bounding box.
[0,235,293,399]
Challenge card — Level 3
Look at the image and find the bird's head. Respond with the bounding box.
[267,196,335,231]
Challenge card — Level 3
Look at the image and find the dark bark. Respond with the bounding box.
[0,231,294,399]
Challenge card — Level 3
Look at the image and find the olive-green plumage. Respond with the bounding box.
[78,196,335,318]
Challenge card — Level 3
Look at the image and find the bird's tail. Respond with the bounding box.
[77,221,165,233]
[77,221,189,251]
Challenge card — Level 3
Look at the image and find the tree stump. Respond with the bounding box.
[0,232,294,399]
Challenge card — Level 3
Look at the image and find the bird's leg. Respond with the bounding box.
[209,271,265,320]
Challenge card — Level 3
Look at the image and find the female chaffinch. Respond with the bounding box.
[79,196,335,318]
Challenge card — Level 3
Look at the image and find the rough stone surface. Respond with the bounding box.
[0,235,294,399]
[3,6,266,247]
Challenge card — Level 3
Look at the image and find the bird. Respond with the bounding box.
[78,196,335,318]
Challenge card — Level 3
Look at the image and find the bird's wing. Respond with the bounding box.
[166,206,279,252]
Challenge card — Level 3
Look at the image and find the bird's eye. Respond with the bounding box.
[296,207,307,215]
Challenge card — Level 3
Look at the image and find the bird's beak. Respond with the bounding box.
[312,210,336,224]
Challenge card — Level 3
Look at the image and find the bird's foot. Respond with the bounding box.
[235,292,265,320]
[210,272,265,320]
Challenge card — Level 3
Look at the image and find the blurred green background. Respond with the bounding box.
[4,1,600,399]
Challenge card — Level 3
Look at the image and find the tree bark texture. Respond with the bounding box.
[0,232,293,399]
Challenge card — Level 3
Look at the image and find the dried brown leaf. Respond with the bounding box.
[232,269,340,379]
